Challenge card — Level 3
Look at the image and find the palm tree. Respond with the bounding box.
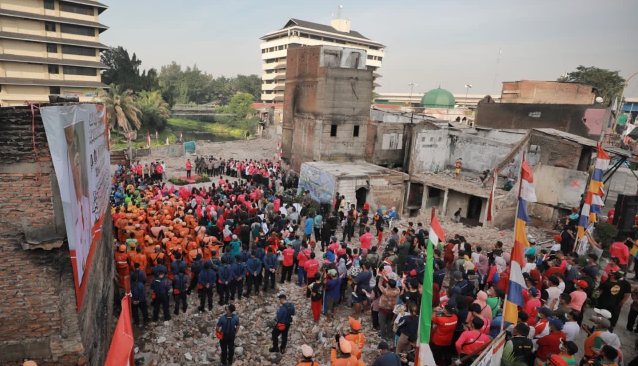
[96,84,142,159]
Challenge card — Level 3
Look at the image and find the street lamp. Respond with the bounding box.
[464,84,473,107]
[612,71,638,134]
[408,82,417,107]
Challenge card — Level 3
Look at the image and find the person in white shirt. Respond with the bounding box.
[522,255,536,274]
[562,310,579,342]
[544,276,563,311]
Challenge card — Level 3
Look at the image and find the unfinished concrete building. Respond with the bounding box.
[282,45,373,172]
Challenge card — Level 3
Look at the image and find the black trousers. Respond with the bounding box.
[628,308,638,331]
[218,283,230,304]
[281,265,293,283]
[173,292,187,314]
[263,271,276,290]
[187,169,191,178]
[199,287,213,310]
[246,275,260,295]
[230,279,244,300]
[152,294,170,321]
[132,300,149,325]
[271,324,290,351]
[314,227,322,243]
[220,334,236,363]
[188,272,200,293]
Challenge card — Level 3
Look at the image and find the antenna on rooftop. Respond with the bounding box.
[337,5,343,19]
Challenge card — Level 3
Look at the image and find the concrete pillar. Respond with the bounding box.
[404,180,411,216]
[442,188,449,216]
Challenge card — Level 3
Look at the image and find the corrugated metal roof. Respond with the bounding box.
[533,128,632,158]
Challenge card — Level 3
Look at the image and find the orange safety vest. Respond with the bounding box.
[115,253,129,270]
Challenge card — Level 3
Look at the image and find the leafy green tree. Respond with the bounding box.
[137,90,170,130]
[558,66,626,104]
[101,46,142,91]
[235,74,262,101]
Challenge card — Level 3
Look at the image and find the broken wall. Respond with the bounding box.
[410,126,449,173]
[0,106,114,366]
[500,80,595,105]
[449,132,516,173]
[475,103,597,138]
[366,120,405,167]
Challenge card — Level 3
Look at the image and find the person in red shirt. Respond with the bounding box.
[303,252,320,280]
[524,287,541,326]
[280,243,295,283]
[535,317,566,363]
[610,237,629,270]
[455,317,491,362]
[185,159,192,179]
[296,243,312,286]
[431,304,458,366]
[359,227,373,258]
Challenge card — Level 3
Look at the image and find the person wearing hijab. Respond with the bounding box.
[477,254,489,291]
[473,290,493,321]
[600,332,623,365]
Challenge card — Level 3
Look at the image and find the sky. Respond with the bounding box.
[100,0,638,98]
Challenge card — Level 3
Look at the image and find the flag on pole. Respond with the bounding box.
[487,168,497,222]
[577,144,609,239]
[504,158,535,324]
[416,212,444,366]
[146,131,151,148]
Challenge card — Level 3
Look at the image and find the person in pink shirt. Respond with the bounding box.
[280,243,295,283]
[359,227,373,258]
[570,280,588,313]
[303,252,320,280]
[296,243,312,286]
[185,159,192,178]
[524,287,541,326]
[610,237,630,270]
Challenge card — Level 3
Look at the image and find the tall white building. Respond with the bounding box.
[259,17,385,103]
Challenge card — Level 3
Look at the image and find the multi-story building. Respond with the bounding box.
[0,0,108,106]
[260,17,384,103]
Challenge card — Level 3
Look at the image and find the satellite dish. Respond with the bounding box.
[595,97,603,103]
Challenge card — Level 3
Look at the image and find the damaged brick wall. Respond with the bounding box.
[0,106,114,366]
[475,103,598,138]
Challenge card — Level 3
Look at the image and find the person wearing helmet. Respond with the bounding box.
[115,244,130,292]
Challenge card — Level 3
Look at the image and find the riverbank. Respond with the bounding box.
[109,118,244,150]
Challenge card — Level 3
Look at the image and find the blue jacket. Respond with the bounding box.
[151,265,168,279]
[130,280,146,302]
[222,253,235,266]
[254,247,265,261]
[304,218,314,235]
[276,302,295,324]
[326,278,341,299]
[209,258,222,271]
[246,257,262,275]
[191,260,204,277]
[198,268,217,286]
[218,264,232,283]
[241,251,251,263]
[263,253,278,270]
[151,276,171,295]
[131,269,147,284]
[173,273,189,291]
[232,262,246,281]
[171,260,187,276]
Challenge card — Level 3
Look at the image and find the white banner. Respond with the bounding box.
[41,104,110,309]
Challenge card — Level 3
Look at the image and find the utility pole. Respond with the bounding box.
[464,84,472,108]
[408,82,417,107]
[611,71,638,134]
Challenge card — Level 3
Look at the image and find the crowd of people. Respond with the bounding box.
[110,155,636,366]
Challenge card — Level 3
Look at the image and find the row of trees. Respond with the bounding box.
[557,66,626,104]
[99,46,261,147]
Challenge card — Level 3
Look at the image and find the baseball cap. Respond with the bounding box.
[445,303,457,314]
[348,317,361,331]
[549,317,564,330]
[528,288,539,296]
[377,341,390,350]
[573,279,588,289]
[537,307,553,317]
[560,338,578,355]
[301,344,313,358]
[594,308,612,319]
[589,315,611,328]
[547,354,568,366]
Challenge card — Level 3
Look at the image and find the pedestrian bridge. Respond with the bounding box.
[171,104,236,117]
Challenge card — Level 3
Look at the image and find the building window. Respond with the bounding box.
[46,43,58,53]
[262,49,266,54]
[45,22,56,32]
[63,65,96,76]
[353,125,360,137]
[48,65,59,74]
[62,45,96,56]
[330,125,338,137]
[60,24,95,37]
[44,0,55,10]
[50,86,60,94]
[60,2,94,16]
[378,57,383,61]
[310,35,321,40]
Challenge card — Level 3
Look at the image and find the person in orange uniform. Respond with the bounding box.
[330,336,357,366]
[132,246,147,273]
[115,245,130,292]
[295,345,316,366]
[127,243,138,271]
[344,317,365,350]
